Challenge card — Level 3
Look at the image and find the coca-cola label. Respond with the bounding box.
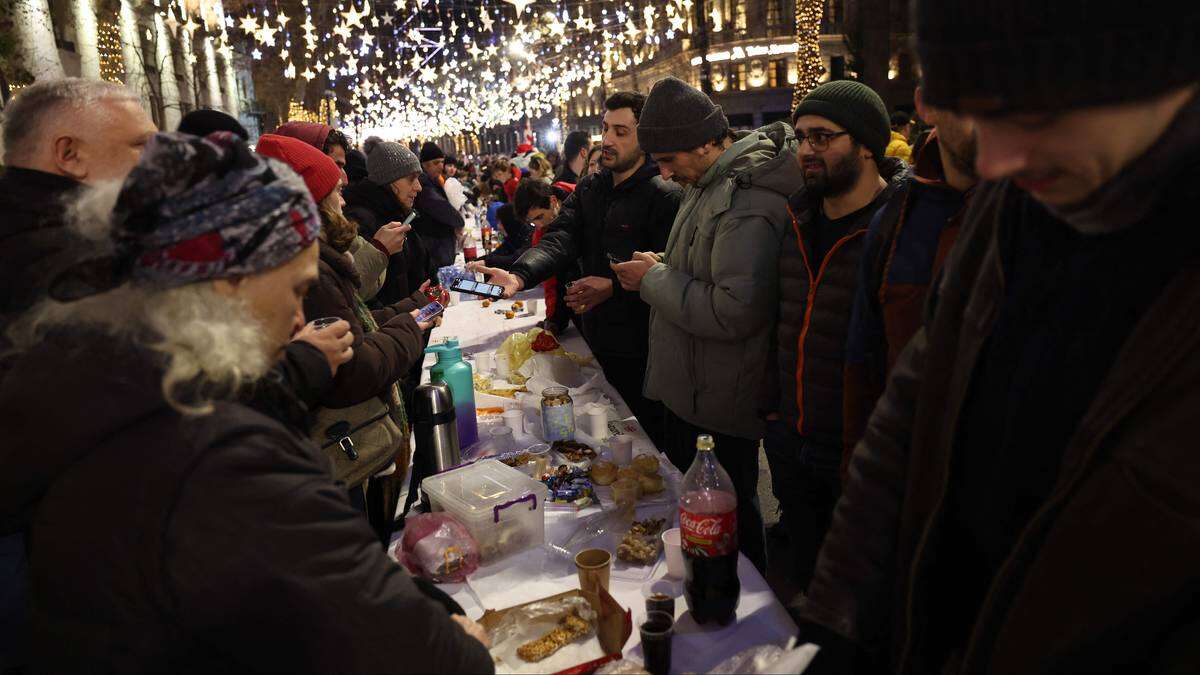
[679,508,737,557]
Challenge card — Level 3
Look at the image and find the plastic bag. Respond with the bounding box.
[395,512,481,583]
[544,502,676,580]
[707,638,821,674]
[488,595,602,673]
[595,659,649,674]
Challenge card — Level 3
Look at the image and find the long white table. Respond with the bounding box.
[402,288,798,673]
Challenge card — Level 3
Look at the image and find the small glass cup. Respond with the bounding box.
[639,610,674,675]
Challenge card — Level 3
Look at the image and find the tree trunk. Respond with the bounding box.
[153,12,182,129]
[118,0,152,113]
[200,34,222,111]
[852,0,890,105]
[72,0,101,78]
[176,27,196,110]
[13,0,66,80]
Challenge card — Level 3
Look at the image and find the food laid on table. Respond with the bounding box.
[589,460,618,485]
[541,465,596,508]
[517,611,595,662]
[616,517,667,566]
[474,372,528,399]
[552,439,597,463]
[497,328,593,386]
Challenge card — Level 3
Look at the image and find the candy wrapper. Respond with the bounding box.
[479,588,632,675]
[394,513,481,583]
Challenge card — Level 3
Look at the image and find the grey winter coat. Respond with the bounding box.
[641,122,802,439]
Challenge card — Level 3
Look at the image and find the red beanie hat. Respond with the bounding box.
[255,133,341,203]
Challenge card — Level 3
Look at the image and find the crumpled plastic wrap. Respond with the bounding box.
[544,503,676,580]
[394,513,480,583]
[595,658,650,674]
[488,595,603,674]
[498,328,593,384]
[707,639,821,674]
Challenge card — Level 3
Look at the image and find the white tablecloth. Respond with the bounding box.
[407,288,798,673]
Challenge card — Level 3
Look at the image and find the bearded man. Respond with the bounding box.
[766,80,911,592]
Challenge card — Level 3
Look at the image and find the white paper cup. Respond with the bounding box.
[611,435,634,466]
[495,353,512,378]
[526,298,540,315]
[662,528,684,579]
[586,407,608,439]
[475,351,495,374]
[501,409,524,435]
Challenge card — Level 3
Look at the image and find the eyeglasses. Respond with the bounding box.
[795,130,849,152]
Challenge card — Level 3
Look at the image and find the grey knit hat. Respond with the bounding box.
[792,80,891,161]
[637,76,730,154]
[367,141,420,185]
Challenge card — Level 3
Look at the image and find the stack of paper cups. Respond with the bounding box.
[611,435,633,466]
[586,405,608,440]
[501,408,524,435]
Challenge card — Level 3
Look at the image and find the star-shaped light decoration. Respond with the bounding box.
[333,22,353,41]
[278,13,290,28]
[502,0,534,16]
[485,43,499,58]
[669,14,686,31]
[346,56,359,70]
[546,17,566,38]
[238,14,259,34]
[624,20,640,40]
[379,12,393,25]
[468,42,483,59]
[419,67,438,83]
[342,3,367,29]
[256,25,278,47]
[251,47,263,59]
[479,8,494,33]
[361,32,375,46]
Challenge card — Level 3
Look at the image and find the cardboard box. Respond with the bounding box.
[479,587,633,675]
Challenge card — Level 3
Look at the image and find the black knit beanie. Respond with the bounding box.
[637,77,730,154]
[791,80,891,160]
[916,0,1200,114]
[177,108,249,141]
[420,141,445,163]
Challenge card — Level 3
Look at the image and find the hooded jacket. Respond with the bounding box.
[775,156,911,459]
[640,121,802,439]
[510,159,681,359]
[0,332,493,673]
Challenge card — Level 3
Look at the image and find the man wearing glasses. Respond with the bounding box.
[767,80,911,594]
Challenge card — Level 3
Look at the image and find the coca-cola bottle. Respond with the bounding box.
[678,434,740,625]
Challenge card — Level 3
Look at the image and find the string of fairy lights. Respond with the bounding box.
[217,0,827,140]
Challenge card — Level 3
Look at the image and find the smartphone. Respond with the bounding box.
[413,301,445,324]
[606,252,630,265]
[450,277,506,300]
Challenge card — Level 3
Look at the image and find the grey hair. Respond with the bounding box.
[1,78,140,165]
[4,176,272,416]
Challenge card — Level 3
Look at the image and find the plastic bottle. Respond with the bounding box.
[425,339,479,449]
[463,230,478,262]
[678,434,740,625]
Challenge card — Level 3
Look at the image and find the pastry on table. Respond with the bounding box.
[632,454,660,476]
[589,460,617,485]
[517,612,594,662]
[616,466,641,483]
[636,471,664,495]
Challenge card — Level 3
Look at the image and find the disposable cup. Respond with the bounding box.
[611,435,634,466]
[575,548,612,593]
[501,409,524,434]
[661,528,684,579]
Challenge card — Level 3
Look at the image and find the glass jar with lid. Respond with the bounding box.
[540,386,575,442]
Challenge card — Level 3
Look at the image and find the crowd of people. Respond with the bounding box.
[1,1,1198,672]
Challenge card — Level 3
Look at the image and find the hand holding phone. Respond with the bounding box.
[412,301,446,328]
[450,277,506,300]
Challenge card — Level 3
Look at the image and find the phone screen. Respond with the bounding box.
[451,278,503,299]
[414,301,445,324]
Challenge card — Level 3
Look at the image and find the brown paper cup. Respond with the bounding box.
[575,548,612,593]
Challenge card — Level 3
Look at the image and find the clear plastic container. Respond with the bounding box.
[421,459,549,563]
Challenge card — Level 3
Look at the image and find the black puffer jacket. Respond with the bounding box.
[0,332,493,673]
[343,179,437,307]
[775,157,910,456]
[509,160,681,357]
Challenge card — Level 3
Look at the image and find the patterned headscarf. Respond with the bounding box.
[51,131,321,300]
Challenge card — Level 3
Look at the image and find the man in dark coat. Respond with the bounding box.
[414,141,465,269]
[479,92,682,448]
[0,132,493,673]
[796,2,1200,673]
[768,80,911,592]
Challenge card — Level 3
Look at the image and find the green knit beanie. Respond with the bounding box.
[791,80,891,160]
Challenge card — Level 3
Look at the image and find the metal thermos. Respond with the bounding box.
[412,382,461,472]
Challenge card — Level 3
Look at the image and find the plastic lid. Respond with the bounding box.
[422,459,544,515]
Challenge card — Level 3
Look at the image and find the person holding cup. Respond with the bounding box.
[256,134,438,543]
